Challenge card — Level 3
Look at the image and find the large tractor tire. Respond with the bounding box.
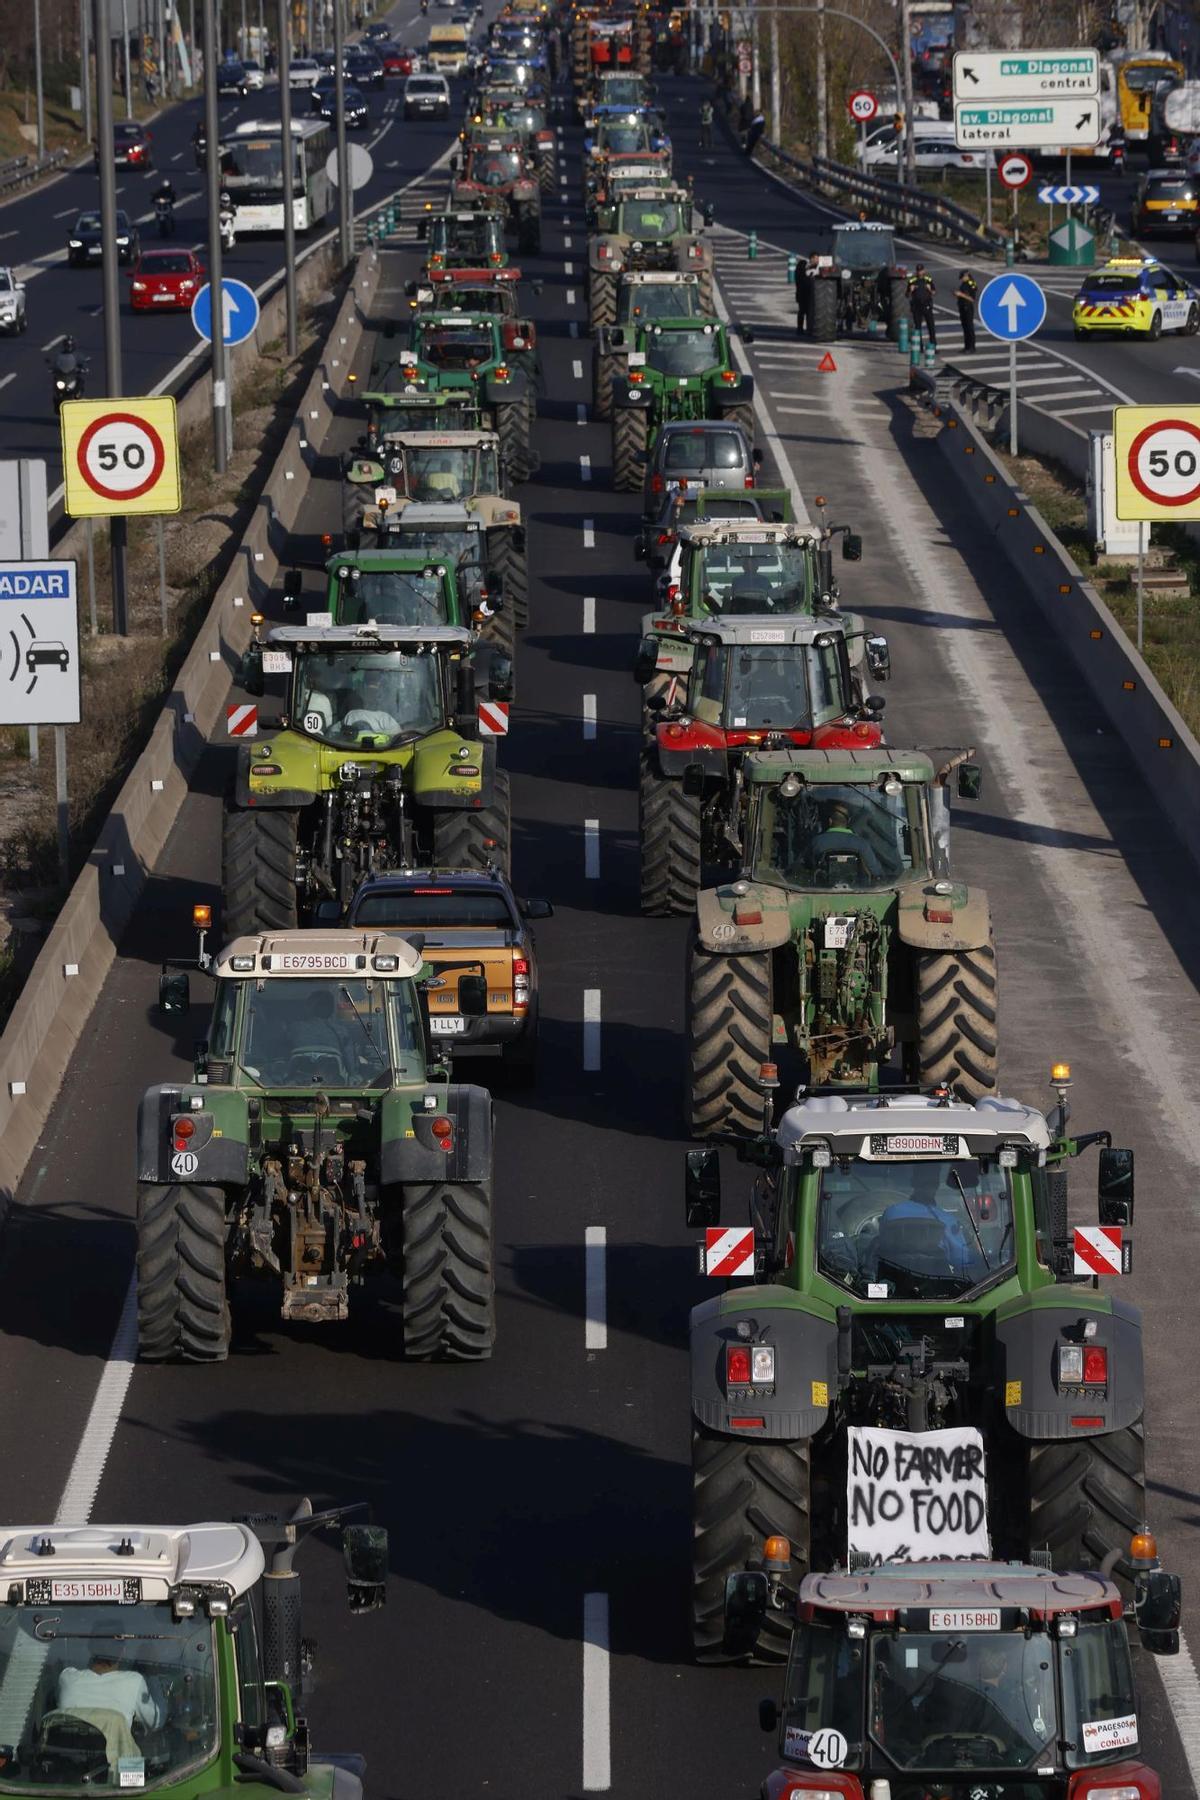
[496,396,534,487]
[808,276,839,343]
[639,752,701,915]
[222,805,299,937]
[592,349,616,421]
[431,768,511,875]
[718,400,755,440]
[1027,1423,1147,1591]
[612,405,649,492]
[136,1182,230,1363]
[692,1424,809,1663]
[915,932,998,1097]
[886,273,909,341]
[538,155,556,195]
[589,268,617,331]
[687,939,772,1137]
[342,479,365,542]
[399,1179,495,1361]
[696,262,714,313]
[516,203,541,256]
[487,526,529,629]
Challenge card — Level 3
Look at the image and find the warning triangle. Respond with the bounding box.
[817,351,838,373]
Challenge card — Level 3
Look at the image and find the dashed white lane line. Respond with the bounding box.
[0,231,17,241]
[583,595,595,633]
[582,1591,611,1789]
[566,287,576,306]
[40,333,65,353]
[584,816,599,875]
[0,373,15,393]
[573,359,583,379]
[584,1225,607,1350]
[562,213,571,226]
[564,234,572,248]
[583,517,594,548]
[576,402,587,424]
[53,207,75,219]
[583,987,601,1071]
[580,452,592,482]
[582,693,597,739]
[564,261,574,276]
[570,320,579,337]
[170,150,183,162]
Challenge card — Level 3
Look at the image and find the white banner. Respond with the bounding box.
[847,1426,990,1563]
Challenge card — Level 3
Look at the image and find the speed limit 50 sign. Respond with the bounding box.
[1114,405,1200,520]
[60,396,182,519]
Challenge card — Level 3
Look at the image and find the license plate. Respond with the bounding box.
[430,1016,465,1034]
[51,1579,129,1602]
[273,952,354,972]
[153,292,174,301]
[1165,212,1180,221]
[929,1608,1002,1631]
[870,1133,961,1156]
[824,917,852,948]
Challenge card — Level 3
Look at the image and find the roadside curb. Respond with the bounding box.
[0,244,383,1229]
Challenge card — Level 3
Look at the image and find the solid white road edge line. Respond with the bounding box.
[584,1225,607,1350]
[582,1591,611,1789]
[58,1275,138,1522]
[583,988,601,1071]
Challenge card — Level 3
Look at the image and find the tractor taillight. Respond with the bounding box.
[174,1117,195,1140]
[651,473,664,493]
[725,1345,751,1385]
[431,1116,454,1151]
[1083,1346,1109,1384]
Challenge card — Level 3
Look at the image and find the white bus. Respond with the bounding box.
[218,117,333,234]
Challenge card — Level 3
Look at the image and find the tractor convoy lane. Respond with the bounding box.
[0,77,1197,1800]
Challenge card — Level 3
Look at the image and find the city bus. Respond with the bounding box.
[1109,49,1184,140]
[218,117,333,233]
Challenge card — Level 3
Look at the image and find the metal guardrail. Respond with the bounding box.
[0,148,70,198]
[756,137,1006,255]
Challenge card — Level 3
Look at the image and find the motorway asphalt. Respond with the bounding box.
[1,59,1200,1800]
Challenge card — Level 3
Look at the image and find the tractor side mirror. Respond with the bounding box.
[343,1523,389,1613]
[192,1038,209,1078]
[1135,1567,1181,1653]
[488,651,514,703]
[723,1571,768,1654]
[634,447,648,464]
[685,1144,721,1227]
[458,972,488,1015]
[740,323,755,343]
[521,897,554,920]
[752,448,765,467]
[158,971,190,1014]
[842,531,863,561]
[862,694,885,717]
[283,569,303,609]
[455,659,477,733]
[633,636,660,684]
[405,279,417,297]
[450,153,459,172]
[702,201,715,226]
[1098,1147,1134,1227]
[758,1695,780,1734]
[417,218,429,240]
[682,762,705,795]
[610,326,625,347]
[957,762,982,800]
[239,645,265,698]
[866,634,890,681]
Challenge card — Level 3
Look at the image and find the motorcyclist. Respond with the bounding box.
[218,188,236,252]
[699,96,714,150]
[50,335,86,406]
[153,178,176,236]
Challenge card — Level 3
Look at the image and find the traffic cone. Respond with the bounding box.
[817,351,837,373]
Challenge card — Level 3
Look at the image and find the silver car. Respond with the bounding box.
[641,420,761,522]
[0,267,27,335]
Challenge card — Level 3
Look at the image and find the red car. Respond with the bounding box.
[382,44,414,75]
[129,248,205,312]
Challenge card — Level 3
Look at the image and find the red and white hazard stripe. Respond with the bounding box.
[1073,1225,1123,1278]
[478,699,510,737]
[704,1226,755,1279]
[226,703,258,738]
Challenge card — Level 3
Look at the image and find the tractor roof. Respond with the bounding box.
[800,1562,1121,1618]
[382,502,480,527]
[429,265,522,284]
[684,617,842,648]
[744,747,937,783]
[0,1524,265,1600]
[214,930,424,981]
[268,622,472,649]
[620,269,698,285]
[679,521,823,548]
[620,184,688,201]
[384,430,500,448]
[326,549,454,573]
[774,1090,1052,1159]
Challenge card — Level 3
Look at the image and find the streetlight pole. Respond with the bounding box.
[121,0,133,115]
[81,0,92,143]
[898,0,915,183]
[816,0,827,158]
[203,0,229,472]
[94,0,129,634]
[333,0,351,263]
[769,7,780,141]
[278,0,297,355]
[33,0,46,158]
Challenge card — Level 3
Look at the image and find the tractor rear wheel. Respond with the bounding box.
[538,156,556,194]
[222,805,299,936]
[487,526,529,628]
[718,400,755,439]
[399,1179,495,1360]
[692,1424,809,1663]
[915,932,998,1097]
[431,768,510,875]
[639,751,701,914]
[136,1182,230,1363]
[593,349,616,420]
[687,939,772,1137]
[696,262,714,312]
[612,406,649,492]
[496,396,534,486]
[1027,1423,1146,1591]
[589,269,617,331]
[808,276,838,343]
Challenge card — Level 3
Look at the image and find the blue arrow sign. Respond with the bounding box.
[977,271,1047,342]
[1037,183,1100,205]
[190,278,260,348]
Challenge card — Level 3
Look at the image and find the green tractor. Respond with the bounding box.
[592,268,705,419]
[449,138,542,254]
[589,186,715,329]
[610,317,754,491]
[417,205,509,272]
[346,377,484,465]
[0,1500,391,1792]
[686,747,996,1137]
[684,1071,1144,1660]
[301,544,513,655]
[341,429,529,626]
[391,312,537,486]
[222,622,511,934]
[142,921,496,1359]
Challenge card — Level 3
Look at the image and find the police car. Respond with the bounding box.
[1072,256,1200,339]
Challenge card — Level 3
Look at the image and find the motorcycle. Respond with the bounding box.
[50,355,87,411]
[154,195,176,236]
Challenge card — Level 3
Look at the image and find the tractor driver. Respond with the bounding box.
[872,1162,982,1288]
[252,983,348,1083]
[418,454,462,500]
[56,1652,165,1734]
[808,798,882,880]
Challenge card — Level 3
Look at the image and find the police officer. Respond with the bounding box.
[699,96,714,149]
[907,261,937,348]
[955,268,978,352]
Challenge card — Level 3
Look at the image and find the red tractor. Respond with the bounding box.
[450,138,542,256]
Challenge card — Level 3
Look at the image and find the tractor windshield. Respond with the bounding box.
[599,123,654,154]
[430,216,501,259]
[470,150,523,185]
[598,78,644,105]
[414,325,495,370]
[697,540,814,612]
[441,286,508,315]
[817,1157,1016,1300]
[751,781,925,889]
[645,323,723,376]
[336,567,447,627]
[869,1632,1057,1770]
[371,404,477,438]
[697,641,848,730]
[621,283,701,322]
[832,226,896,270]
[294,647,444,747]
[620,200,681,238]
[0,1601,217,1791]
[402,445,479,500]
[235,975,415,1086]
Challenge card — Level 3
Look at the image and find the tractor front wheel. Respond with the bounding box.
[915,932,998,1097]
[612,405,649,492]
[718,400,755,439]
[686,939,772,1137]
[589,268,617,331]
[692,1424,809,1663]
[487,526,529,628]
[222,805,299,936]
[1027,1423,1146,1591]
[639,752,701,914]
[136,1183,230,1363]
[398,1179,495,1360]
[593,349,616,420]
[808,276,839,343]
[496,396,534,487]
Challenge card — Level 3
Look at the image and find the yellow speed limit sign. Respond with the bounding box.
[60,396,182,518]
[1114,403,1200,520]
